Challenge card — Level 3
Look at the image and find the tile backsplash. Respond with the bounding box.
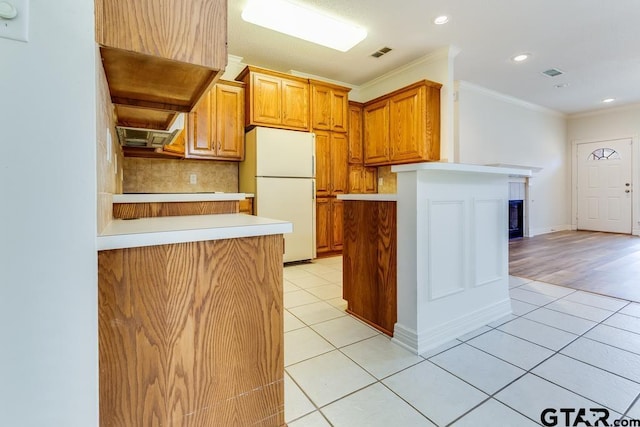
[377,166,397,193]
[123,158,239,193]
[96,47,123,234]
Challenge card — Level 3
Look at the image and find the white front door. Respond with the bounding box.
[577,138,632,233]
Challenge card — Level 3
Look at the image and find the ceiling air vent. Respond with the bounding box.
[542,68,564,77]
[371,46,392,58]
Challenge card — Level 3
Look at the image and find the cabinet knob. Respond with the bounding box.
[218,141,221,151]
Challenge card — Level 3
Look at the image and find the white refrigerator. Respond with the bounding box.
[240,127,316,263]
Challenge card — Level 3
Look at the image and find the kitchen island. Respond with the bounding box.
[97,214,291,426]
[392,162,531,354]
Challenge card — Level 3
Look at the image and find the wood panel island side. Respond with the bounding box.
[338,194,398,336]
[97,214,291,426]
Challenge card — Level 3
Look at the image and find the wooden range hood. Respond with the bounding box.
[96,0,228,130]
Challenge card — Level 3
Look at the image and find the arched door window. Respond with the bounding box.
[588,148,621,160]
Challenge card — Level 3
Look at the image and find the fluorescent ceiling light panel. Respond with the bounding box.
[242,0,367,52]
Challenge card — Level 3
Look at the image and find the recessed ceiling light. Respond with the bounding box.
[512,53,530,62]
[434,15,449,25]
[603,98,615,103]
[242,0,367,52]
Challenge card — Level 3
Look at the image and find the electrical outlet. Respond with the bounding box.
[189,174,197,184]
[0,0,29,42]
[378,177,384,186]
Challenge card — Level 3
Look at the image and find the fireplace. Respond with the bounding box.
[509,200,524,239]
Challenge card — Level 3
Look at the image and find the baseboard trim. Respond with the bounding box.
[392,298,512,355]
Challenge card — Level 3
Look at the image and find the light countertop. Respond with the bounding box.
[391,162,532,177]
[337,194,397,201]
[97,214,291,251]
[113,193,254,203]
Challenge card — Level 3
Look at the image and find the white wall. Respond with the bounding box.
[0,1,98,426]
[455,82,569,235]
[568,104,640,234]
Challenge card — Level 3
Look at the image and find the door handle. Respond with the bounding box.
[626,183,631,187]
[626,189,631,193]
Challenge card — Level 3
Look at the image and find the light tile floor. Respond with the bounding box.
[283,256,640,426]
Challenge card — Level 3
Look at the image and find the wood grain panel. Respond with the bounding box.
[114,105,178,130]
[101,47,218,113]
[113,201,239,219]
[348,102,364,164]
[343,200,397,336]
[97,0,227,69]
[99,235,285,426]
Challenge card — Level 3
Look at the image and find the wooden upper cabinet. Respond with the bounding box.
[237,66,310,131]
[96,0,227,127]
[363,80,441,166]
[315,131,331,197]
[282,79,310,130]
[310,80,349,133]
[315,130,347,196]
[185,81,245,161]
[251,73,282,125]
[363,98,391,165]
[331,133,348,195]
[215,83,245,159]
[348,102,364,164]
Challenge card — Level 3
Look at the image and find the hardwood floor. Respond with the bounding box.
[509,230,640,302]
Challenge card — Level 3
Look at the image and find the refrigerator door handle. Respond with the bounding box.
[311,155,315,178]
[312,180,315,199]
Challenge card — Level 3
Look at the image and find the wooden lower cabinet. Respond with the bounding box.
[316,197,343,255]
[239,198,254,215]
[98,235,285,426]
[113,200,239,219]
[342,200,397,336]
[348,165,378,194]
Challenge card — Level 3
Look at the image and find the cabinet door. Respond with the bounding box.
[282,79,309,130]
[251,73,282,126]
[315,131,331,197]
[186,91,215,158]
[363,167,378,193]
[348,103,363,164]
[331,89,349,133]
[348,165,363,193]
[214,83,244,160]
[311,84,331,130]
[330,133,348,195]
[389,86,425,163]
[330,198,344,251]
[363,99,390,165]
[316,197,331,254]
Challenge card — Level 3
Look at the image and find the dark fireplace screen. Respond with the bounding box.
[509,200,524,239]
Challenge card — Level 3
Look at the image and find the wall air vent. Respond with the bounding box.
[542,68,564,77]
[371,46,392,58]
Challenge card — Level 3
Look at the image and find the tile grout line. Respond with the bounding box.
[285,262,640,425]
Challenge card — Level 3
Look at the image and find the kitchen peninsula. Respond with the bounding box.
[340,162,531,355]
[97,213,291,426]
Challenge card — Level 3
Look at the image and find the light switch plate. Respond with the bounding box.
[0,0,29,42]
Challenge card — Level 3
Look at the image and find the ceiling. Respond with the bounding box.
[227,0,640,115]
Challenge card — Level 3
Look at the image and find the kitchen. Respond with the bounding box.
[3,0,640,426]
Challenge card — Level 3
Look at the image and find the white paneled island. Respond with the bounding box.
[391,162,531,354]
